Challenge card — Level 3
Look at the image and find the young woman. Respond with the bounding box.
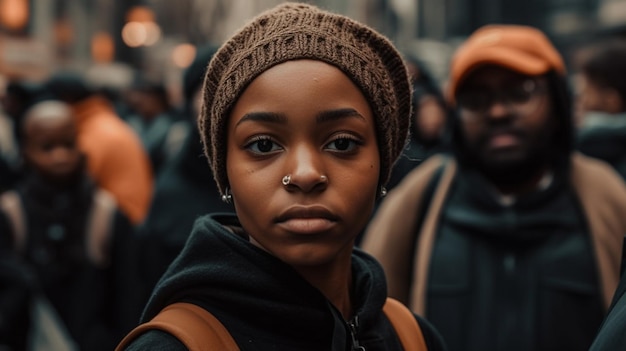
[118,3,446,350]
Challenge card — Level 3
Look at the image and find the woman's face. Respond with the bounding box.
[227,59,380,269]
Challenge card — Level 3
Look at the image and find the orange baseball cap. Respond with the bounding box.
[447,24,566,104]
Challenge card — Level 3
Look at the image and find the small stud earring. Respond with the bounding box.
[221,188,232,204]
[380,187,387,197]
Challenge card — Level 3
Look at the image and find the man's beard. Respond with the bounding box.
[463,128,554,188]
[475,149,551,187]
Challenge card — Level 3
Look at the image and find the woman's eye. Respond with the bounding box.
[326,136,361,152]
[245,137,282,154]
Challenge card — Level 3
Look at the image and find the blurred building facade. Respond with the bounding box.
[1,0,626,96]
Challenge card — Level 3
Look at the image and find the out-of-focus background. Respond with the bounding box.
[2,0,625,104]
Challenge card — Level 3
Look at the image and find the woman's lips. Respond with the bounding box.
[275,205,338,234]
[277,218,336,234]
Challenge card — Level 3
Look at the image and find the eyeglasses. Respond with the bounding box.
[456,78,547,114]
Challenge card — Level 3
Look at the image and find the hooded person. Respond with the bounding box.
[116,3,447,351]
[134,44,234,305]
[362,24,626,351]
[43,72,154,225]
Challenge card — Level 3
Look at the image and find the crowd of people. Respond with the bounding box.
[1,2,626,351]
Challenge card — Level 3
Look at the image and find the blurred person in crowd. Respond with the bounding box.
[575,40,626,180]
[358,56,451,246]
[0,100,142,351]
[362,25,626,351]
[0,80,41,191]
[385,55,451,192]
[135,45,234,304]
[44,72,153,224]
[117,3,447,350]
[124,79,188,174]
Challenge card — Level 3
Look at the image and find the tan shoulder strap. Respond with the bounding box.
[0,190,27,252]
[411,159,457,315]
[570,153,626,309]
[86,189,117,268]
[362,155,449,304]
[383,297,428,351]
[116,302,239,351]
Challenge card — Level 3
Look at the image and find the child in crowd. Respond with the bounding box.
[0,100,142,351]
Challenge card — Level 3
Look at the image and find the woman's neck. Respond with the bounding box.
[293,251,354,319]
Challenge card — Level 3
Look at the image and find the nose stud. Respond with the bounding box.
[282,174,328,187]
[282,174,292,186]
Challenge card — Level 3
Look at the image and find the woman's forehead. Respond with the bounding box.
[229,60,373,124]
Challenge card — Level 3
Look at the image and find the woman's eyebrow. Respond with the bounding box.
[235,108,364,127]
[316,108,365,123]
[236,112,287,126]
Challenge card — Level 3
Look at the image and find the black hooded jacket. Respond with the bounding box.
[135,125,233,303]
[589,265,626,351]
[0,172,141,351]
[125,214,446,351]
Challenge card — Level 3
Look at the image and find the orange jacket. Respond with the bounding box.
[73,96,153,224]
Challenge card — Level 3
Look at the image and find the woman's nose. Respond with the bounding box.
[283,145,328,193]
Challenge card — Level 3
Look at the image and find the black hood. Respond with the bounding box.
[450,70,574,171]
[141,214,390,349]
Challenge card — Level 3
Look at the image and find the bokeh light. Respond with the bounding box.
[172,44,196,68]
[122,22,147,48]
[0,0,29,30]
[122,6,161,48]
[91,32,115,63]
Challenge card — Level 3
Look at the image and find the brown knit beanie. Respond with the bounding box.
[199,2,411,196]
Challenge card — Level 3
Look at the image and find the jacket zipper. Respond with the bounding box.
[348,315,366,351]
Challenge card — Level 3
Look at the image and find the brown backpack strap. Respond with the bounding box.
[411,159,457,315]
[86,189,116,268]
[363,155,449,305]
[383,297,428,351]
[116,302,239,351]
[0,190,27,252]
[570,153,626,309]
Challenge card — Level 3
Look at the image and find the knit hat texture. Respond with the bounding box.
[447,24,566,104]
[199,2,411,196]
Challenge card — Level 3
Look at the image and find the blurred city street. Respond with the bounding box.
[1,0,625,101]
